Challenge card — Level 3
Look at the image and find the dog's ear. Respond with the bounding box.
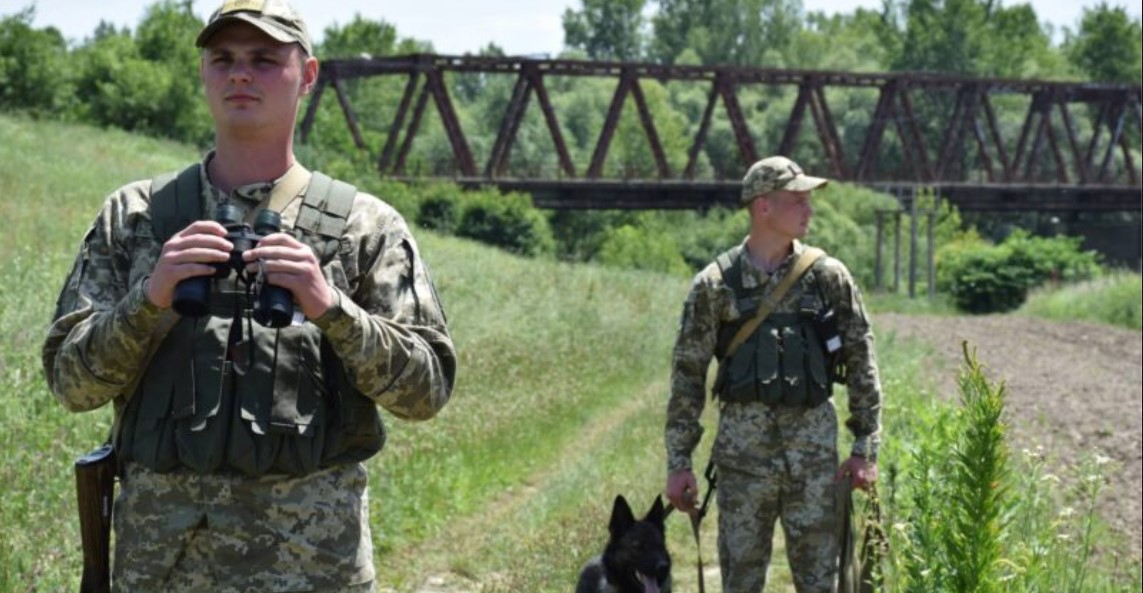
[609,495,636,536]
[645,495,667,527]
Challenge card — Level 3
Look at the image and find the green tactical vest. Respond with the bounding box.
[117,164,386,476]
[712,245,833,408]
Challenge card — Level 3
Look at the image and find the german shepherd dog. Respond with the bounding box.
[576,495,671,593]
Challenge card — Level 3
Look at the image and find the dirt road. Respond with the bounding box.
[875,313,1143,556]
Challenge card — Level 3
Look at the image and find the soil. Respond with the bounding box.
[874,313,1142,558]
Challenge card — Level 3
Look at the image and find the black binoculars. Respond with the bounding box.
[171,204,294,328]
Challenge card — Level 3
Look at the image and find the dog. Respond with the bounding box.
[576,494,672,593]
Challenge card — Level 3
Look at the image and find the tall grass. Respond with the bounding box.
[1020,272,1143,330]
[1,113,1138,592]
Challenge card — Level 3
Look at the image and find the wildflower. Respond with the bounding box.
[1040,474,1060,483]
[1059,506,1075,518]
[1094,454,1112,466]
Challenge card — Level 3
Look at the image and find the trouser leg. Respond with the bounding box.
[717,465,781,593]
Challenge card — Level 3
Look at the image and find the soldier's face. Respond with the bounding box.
[199,23,317,137]
[758,190,813,240]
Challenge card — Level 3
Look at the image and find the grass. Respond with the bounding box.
[1,112,1139,592]
[1020,272,1143,330]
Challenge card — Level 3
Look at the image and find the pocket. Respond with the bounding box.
[720,339,759,403]
[780,325,808,406]
[754,325,782,405]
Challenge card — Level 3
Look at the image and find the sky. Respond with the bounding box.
[7,0,1141,56]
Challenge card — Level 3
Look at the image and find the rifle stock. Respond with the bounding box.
[75,444,115,593]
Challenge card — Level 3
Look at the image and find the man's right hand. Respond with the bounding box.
[145,221,232,309]
[666,469,699,514]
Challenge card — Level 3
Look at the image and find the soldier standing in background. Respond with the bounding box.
[42,1,456,590]
[664,156,882,592]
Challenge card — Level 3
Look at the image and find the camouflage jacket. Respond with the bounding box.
[665,239,882,472]
[42,153,456,424]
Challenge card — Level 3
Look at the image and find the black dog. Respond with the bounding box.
[576,495,672,593]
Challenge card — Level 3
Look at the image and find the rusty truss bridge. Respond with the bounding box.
[299,54,1142,212]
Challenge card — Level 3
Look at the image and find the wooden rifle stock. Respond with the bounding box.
[75,444,115,593]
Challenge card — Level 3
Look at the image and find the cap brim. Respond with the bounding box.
[196,14,297,48]
[786,175,828,192]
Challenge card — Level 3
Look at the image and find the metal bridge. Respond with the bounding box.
[299,53,1142,213]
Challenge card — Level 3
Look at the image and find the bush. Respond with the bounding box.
[597,224,691,276]
[938,230,1105,315]
[1003,229,1102,285]
[456,189,555,257]
[939,240,1032,313]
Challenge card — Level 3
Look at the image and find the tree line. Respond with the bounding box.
[2,0,1138,158]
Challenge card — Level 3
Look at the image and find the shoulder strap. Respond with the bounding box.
[149,164,202,243]
[723,247,826,359]
[293,171,357,263]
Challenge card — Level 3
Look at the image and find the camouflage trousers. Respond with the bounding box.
[713,400,840,593]
[112,461,376,593]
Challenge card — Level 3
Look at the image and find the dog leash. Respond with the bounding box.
[665,461,717,593]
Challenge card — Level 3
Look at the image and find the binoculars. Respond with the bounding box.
[172,204,294,328]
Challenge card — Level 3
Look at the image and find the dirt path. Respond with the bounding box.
[875,313,1143,556]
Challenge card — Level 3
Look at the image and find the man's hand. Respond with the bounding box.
[244,232,333,320]
[146,221,231,309]
[836,455,878,491]
[666,469,699,514]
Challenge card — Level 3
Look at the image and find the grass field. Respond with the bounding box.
[1,113,1138,592]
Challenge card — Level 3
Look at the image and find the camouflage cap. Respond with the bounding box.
[740,156,828,204]
[196,0,313,56]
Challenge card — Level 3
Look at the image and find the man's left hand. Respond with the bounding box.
[244,232,333,320]
[836,455,878,491]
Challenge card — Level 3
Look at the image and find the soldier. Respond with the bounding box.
[41,1,456,591]
[664,156,882,593]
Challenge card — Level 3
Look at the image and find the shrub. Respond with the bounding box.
[1003,229,1103,285]
[597,224,691,276]
[415,183,466,233]
[938,240,1032,313]
[456,189,555,257]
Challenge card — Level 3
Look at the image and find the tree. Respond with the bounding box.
[562,0,647,61]
[649,0,802,66]
[0,7,73,116]
[1064,3,1142,85]
[878,0,1059,78]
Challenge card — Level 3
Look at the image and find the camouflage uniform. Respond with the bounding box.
[42,154,456,592]
[665,159,882,593]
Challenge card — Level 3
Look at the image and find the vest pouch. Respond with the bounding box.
[754,322,783,406]
[271,330,326,476]
[174,319,231,473]
[779,324,809,406]
[122,342,183,472]
[227,323,326,476]
[718,336,761,403]
[121,317,230,473]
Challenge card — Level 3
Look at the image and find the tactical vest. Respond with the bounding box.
[117,164,386,476]
[711,245,833,408]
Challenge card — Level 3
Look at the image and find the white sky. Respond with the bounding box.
[7,0,1141,56]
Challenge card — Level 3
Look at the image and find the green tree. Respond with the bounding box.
[562,0,647,60]
[0,7,74,116]
[134,0,210,144]
[650,0,802,66]
[879,0,1058,78]
[1064,3,1143,84]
